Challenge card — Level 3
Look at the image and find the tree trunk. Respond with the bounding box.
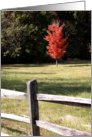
[56,59,58,67]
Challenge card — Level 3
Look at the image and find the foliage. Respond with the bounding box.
[44,23,68,63]
[54,11,91,60]
[1,11,53,63]
[1,11,91,64]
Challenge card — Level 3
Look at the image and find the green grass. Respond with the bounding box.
[1,60,91,136]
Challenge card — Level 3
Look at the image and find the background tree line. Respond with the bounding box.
[1,11,91,64]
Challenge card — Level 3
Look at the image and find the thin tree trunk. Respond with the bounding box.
[56,59,58,67]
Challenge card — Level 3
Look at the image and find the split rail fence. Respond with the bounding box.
[1,79,91,136]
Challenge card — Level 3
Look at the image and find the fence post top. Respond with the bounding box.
[27,79,37,85]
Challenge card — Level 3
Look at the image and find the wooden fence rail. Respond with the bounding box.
[1,132,11,136]
[1,89,27,100]
[1,89,91,108]
[1,113,30,124]
[36,120,91,136]
[37,93,91,108]
[1,79,91,136]
[27,79,91,136]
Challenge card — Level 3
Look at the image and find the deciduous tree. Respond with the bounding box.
[44,22,68,67]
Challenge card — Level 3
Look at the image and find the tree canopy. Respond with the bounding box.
[1,11,91,64]
[44,22,68,67]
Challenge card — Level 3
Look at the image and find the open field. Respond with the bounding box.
[1,60,91,136]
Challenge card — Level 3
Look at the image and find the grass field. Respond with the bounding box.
[1,60,91,136]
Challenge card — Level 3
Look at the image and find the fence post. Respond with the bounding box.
[27,79,40,136]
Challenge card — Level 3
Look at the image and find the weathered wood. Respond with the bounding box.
[1,82,91,136]
[1,89,27,100]
[1,132,11,136]
[1,89,91,109]
[1,113,30,124]
[36,120,91,136]
[37,94,91,108]
[27,79,40,136]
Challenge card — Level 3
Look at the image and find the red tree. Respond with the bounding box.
[44,23,68,67]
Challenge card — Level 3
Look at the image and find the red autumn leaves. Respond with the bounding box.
[44,23,68,60]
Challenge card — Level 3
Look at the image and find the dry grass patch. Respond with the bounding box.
[65,115,78,121]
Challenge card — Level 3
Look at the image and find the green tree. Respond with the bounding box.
[53,11,91,60]
[1,11,53,63]
[1,11,91,64]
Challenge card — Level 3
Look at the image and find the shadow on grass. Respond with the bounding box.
[1,77,91,97]
[1,64,50,68]
[1,124,28,135]
[1,78,26,92]
[1,71,55,75]
[66,64,91,67]
[1,60,91,68]
[38,81,91,97]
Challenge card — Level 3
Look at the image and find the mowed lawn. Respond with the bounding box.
[1,60,91,136]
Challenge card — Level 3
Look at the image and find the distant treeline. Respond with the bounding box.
[1,11,91,64]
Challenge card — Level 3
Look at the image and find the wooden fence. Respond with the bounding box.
[1,79,91,136]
